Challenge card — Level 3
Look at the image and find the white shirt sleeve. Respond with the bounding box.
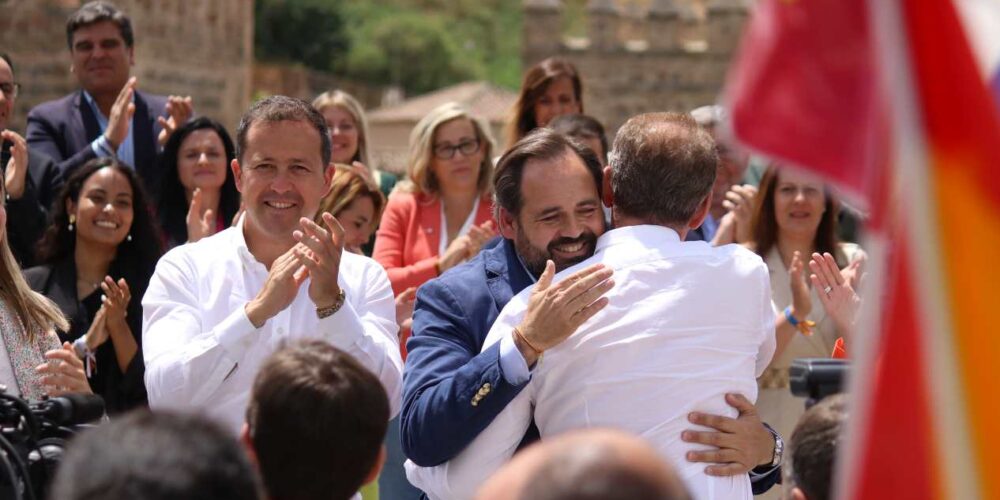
[142,253,256,410]
[324,260,404,417]
[405,294,534,499]
[756,264,777,377]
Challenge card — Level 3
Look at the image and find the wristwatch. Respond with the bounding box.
[768,428,785,467]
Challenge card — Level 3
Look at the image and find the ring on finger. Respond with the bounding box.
[823,286,832,295]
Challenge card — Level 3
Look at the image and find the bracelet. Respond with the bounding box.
[784,306,815,336]
[316,289,347,319]
[512,326,544,355]
[72,336,96,377]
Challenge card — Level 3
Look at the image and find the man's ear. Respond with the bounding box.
[688,193,712,229]
[231,158,244,193]
[239,423,259,468]
[127,46,135,66]
[601,165,613,208]
[363,445,387,485]
[497,207,517,240]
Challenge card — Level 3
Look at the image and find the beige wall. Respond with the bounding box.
[0,0,253,133]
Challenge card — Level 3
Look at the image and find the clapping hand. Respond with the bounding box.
[185,187,216,243]
[395,287,417,332]
[292,213,346,309]
[104,77,136,150]
[245,245,309,328]
[1,130,28,199]
[788,251,812,327]
[101,277,131,329]
[464,220,496,258]
[157,95,194,146]
[722,184,758,244]
[809,252,862,338]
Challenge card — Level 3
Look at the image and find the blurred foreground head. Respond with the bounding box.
[51,410,260,500]
[476,428,691,500]
[785,393,849,500]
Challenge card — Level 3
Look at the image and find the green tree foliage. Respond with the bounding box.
[254,0,349,72]
[254,0,522,94]
[342,11,474,95]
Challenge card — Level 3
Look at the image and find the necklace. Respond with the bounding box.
[76,278,102,292]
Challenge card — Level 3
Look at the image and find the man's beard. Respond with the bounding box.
[514,225,599,278]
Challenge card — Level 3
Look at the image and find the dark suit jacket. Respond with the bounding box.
[25,90,167,190]
[6,147,61,268]
[401,238,536,467]
[24,259,148,414]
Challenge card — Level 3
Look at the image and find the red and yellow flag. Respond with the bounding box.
[725,0,1000,497]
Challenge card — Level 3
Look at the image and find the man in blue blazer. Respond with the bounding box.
[402,129,782,495]
[25,2,191,192]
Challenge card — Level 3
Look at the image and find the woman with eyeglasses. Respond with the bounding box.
[374,102,497,301]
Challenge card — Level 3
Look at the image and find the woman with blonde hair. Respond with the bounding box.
[315,164,386,255]
[374,102,497,300]
[0,181,90,401]
[505,57,584,148]
[312,90,397,198]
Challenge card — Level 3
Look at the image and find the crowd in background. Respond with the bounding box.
[0,2,862,500]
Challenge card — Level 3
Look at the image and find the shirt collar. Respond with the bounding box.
[594,225,681,254]
[82,89,134,119]
[231,213,256,265]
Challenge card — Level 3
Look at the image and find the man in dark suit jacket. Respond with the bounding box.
[25,2,191,192]
[402,129,782,495]
[1,53,61,267]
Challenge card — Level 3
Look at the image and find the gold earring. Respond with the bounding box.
[68,215,76,232]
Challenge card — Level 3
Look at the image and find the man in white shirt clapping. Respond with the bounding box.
[141,96,402,433]
[408,112,775,500]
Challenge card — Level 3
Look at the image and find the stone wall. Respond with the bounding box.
[522,0,748,136]
[0,0,253,133]
[252,62,385,111]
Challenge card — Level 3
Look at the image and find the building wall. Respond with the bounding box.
[523,0,747,136]
[0,0,253,132]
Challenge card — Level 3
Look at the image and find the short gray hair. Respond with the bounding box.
[609,112,718,226]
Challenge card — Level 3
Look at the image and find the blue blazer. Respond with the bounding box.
[401,238,535,467]
[26,90,167,191]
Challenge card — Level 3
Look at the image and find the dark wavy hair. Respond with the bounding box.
[505,57,584,148]
[156,117,239,246]
[750,166,844,266]
[37,158,163,297]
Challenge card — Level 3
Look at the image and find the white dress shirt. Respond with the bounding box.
[406,225,775,500]
[142,217,403,434]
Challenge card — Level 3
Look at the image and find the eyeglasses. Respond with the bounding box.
[433,139,481,160]
[0,82,20,99]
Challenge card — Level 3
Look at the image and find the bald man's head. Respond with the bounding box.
[476,429,690,500]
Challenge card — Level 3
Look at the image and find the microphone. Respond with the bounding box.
[31,394,105,426]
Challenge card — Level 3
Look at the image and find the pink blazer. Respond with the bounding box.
[373,191,493,296]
